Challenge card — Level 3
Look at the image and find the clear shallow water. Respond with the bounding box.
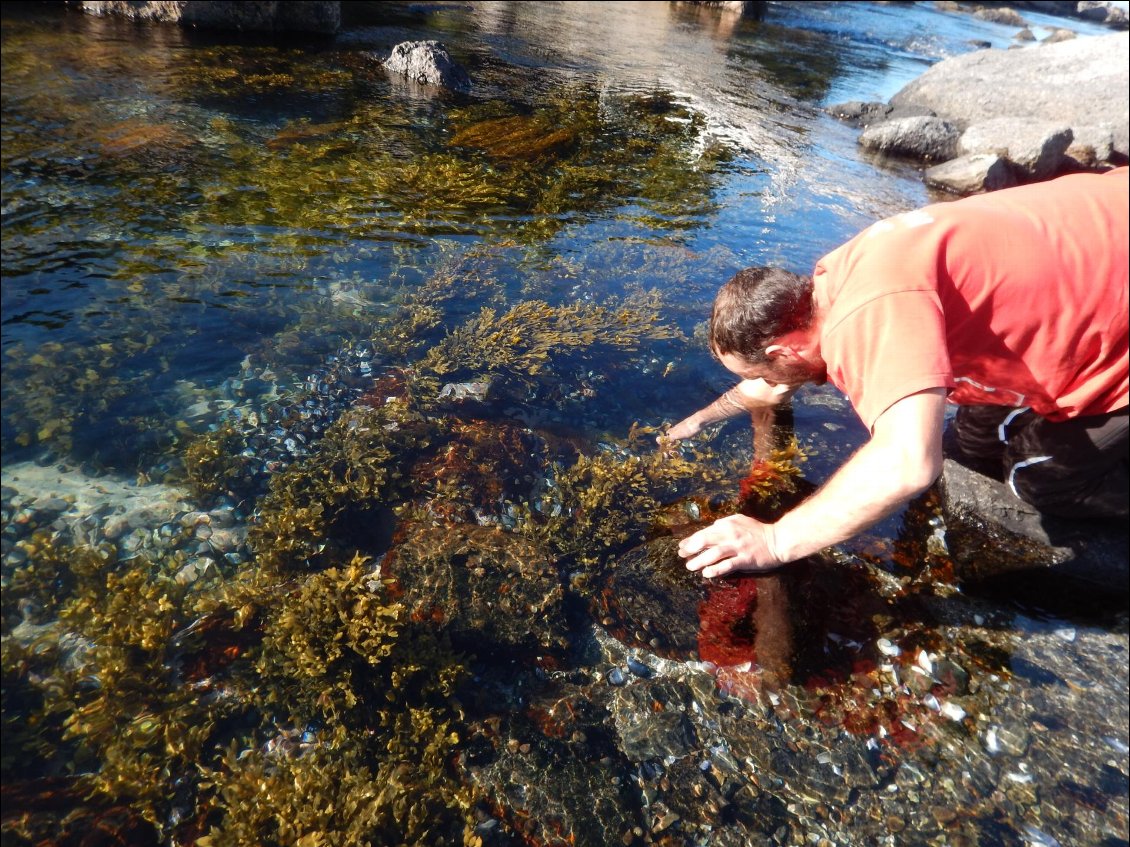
[2,3,1127,846]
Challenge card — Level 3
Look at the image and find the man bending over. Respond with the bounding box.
[666,167,1129,578]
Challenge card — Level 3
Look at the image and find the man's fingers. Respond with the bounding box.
[678,530,710,558]
[684,543,732,573]
[702,559,738,579]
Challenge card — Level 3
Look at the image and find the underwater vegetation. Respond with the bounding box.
[1,56,734,471]
[2,260,736,845]
[6,10,1127,847]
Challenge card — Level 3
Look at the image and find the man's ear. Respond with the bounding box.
[764,343,793,361]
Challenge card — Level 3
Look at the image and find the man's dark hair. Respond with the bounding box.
[708,267,815,363]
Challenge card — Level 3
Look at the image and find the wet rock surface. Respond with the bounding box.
[381,40,472,92]
[938,456,1130,590]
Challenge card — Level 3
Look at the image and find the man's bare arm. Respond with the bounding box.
[680,388,947,576]
[661,379,799,442]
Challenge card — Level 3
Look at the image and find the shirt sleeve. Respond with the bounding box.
[822,289,955,432]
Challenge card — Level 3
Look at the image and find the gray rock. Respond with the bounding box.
[1063,123,1117,167]
[1077,1,1114,22]
[674,0,768,17]
[973,7,1030,26]
[826,100,936,129]
[958,117,1074,178]
[1043,27,1078,42]
[1106,5,1130,28]
[938,457,1129,589]
[859,115,961,161]
[826,100,892,127]
[382,41,471,92]
[889,33,1129,166]
[925,154,1018,193]
[438,380,490,401]
[610,680,698,762]
[80,1,341,33]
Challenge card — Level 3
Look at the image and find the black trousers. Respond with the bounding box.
[951,404,1129,520]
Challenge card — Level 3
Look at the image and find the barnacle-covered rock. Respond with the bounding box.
[382,523,570,656]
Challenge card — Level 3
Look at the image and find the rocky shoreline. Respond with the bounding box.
[830,30,1129,193]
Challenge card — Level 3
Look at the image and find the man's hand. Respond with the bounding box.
[663,416,703,442]
[679,514,785,578]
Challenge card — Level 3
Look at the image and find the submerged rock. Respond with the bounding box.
[381,40,471,92]
[595,535,710,659]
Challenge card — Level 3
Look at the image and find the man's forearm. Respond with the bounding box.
[666,380,799,441]
[680,390,947,577]
[768,435,935,562]
[769,389,947,562]
[692,386,750,427]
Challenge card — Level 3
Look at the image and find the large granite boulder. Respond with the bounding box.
[889,32,1128,158]
[843,32,1129,191]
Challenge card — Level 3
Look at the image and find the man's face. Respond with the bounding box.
[717,351,825,388]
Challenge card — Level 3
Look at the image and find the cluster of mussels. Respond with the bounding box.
[184,340,386,505]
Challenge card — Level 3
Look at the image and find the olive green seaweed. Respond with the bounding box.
[514,440,734,567]
[247,402,435,576]
[418,291,682,386]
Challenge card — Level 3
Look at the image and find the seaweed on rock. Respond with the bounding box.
[514,439,732,568]
[252,553,405,721]
[0,537,242,832]
[183,423,251,502]
[199,709,473,847]
[248,402,434,576]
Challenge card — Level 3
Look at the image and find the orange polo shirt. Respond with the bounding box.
[812,167,1129,431]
